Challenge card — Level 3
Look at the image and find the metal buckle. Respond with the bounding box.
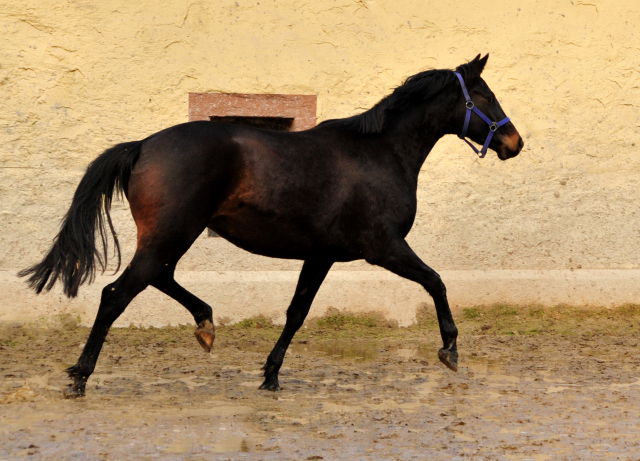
[466,101,474,109]
[489,122,498,131]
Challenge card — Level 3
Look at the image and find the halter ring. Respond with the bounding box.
[490,123,498,131]
[466,101,474,109]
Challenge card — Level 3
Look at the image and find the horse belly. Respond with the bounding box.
[208,202,319,259]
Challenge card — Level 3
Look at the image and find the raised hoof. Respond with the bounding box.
[438,348,458,372]
[259,380,281,392]
[194,320,215,353]
[62,385,85,399]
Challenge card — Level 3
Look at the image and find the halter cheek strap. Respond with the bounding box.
[454,72,510,158]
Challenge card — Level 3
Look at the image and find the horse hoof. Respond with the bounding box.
[194,320,215,353]
[259,380,281,392]
[438,348,458,372]
[62,385,85,399]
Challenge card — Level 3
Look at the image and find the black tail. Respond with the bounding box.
[19,141,143,298]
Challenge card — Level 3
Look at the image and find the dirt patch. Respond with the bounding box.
[1,305,640,459]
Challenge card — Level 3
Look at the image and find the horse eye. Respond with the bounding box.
[487,96,494,103]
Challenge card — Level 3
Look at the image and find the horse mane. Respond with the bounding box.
[319,61,478,134]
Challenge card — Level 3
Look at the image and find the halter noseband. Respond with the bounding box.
[454,72,510,158]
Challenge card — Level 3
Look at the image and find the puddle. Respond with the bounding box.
[464,356,506,374]
[180,405,255,417]
[292,342,379,361]
[163,439,195,453]
[212,435,251,453]
[290,342,434,362]
[294,342,526,386]
[504,455,552,461]
[546,386,570,393]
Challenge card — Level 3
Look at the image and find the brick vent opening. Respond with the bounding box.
[209,116,294,131]
[189,93,317,130]
[189,92,317,237]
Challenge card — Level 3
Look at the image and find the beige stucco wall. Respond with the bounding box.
[1,0,639,326]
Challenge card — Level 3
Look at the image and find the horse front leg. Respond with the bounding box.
[367,239,458,371]
[260,258,334,391]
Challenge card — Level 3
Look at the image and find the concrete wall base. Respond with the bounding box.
[2,270,639,328]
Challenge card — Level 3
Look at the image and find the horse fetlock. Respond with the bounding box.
[63,365,89,398]
[261,358,279,374]
[260,359,282,391]
[441,326,458,345]
[66,364,91,381]
[194,319,215,353]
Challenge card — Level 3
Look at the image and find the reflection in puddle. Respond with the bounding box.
[504,455,552,461]
[292,342,378,361]
[291,341,531,390]
[546,386,570,394]
[290,342,433,362]
[464,356,505,374]
[212,435,250,453]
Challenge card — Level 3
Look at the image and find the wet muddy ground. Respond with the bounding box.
[1,305,640,460]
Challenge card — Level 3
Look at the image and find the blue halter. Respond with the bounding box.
[454,72,511,158]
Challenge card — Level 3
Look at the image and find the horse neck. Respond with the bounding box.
[381,90,459,179]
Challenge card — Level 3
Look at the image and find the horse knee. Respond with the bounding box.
[285,306,307,328]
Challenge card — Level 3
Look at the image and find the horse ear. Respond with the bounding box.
[478,53,489,72]
[462,54,489,81]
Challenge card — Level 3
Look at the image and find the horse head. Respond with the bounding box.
[454,54,524,160]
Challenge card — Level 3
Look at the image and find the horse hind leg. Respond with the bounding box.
[128,154,220,352]
[151,263,215,352]
[64,139,223,397]
[64,215,211,397]
[64,249,166,398]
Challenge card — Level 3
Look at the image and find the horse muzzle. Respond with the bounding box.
[496,131,524,160]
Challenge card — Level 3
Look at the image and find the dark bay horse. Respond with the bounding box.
[20,54,523,398]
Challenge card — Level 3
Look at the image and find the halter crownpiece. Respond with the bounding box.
[454,72,510,158]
